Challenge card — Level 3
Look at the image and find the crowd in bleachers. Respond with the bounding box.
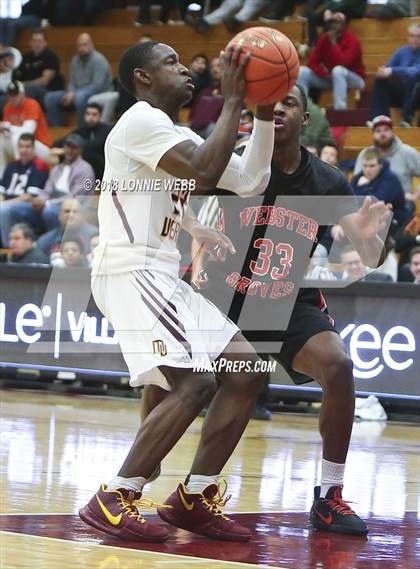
[0,1,418,283]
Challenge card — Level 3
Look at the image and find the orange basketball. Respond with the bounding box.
[227,27,300,105]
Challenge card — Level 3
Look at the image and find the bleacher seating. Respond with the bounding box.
[14,14,420,161]
[342,127,420,159]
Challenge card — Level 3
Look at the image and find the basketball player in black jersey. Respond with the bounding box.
[142,85,390,536]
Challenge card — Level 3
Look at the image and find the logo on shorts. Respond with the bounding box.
[153,339,167,356]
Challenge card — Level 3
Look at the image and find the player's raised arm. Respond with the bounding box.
[216,104,275,197]
[157,46,250,192]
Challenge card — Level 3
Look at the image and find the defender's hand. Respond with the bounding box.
[191,225,236,261]
[353,196,391,240]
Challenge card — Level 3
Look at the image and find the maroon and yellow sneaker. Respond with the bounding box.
[310,486,368,536]
[157,480,251,541]
[79,484,169,542]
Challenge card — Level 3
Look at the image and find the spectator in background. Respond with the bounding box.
[37,198,98,264]
[39,133,95,227]
[371,24,420,127]
[88,87,118,124]
[52,103,112,179]
[304,0,367,47]
[0,81,51,176]
[259,0,298,22]
[20,0,53,22]
[0,1,40,46]
[408,246,420,283]
[0,46,22,111]
[186,53,211,106]
[367,0,413,20]
[187,0,270,34]
[190,57,224,138]
[351,147,407,228]
[320,144,339,167]
[86,232,99,267]
[8,222,48,264]
[354,115,420,208]
[301,96,336,149]
[14,29,63,106]
[44,33,113,127]
[134,0,187,26]
[298,13,365,109]
[49,0,105,26]
[340,244,393,282]
[60,236,86,267]
[0,133,48,246]
[394,213,420,280]
[321,0,367,21]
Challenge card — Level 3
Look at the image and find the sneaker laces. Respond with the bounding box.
[119,496,170,523]
[200,479,232,520]
[325,489,356,516]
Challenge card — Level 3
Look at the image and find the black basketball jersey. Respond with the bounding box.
[196,147,357,333]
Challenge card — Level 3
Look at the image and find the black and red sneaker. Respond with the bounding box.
[309,486,368,536]
[157,480,251,541]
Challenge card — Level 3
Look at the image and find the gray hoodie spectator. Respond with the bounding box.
[354,116,420,205]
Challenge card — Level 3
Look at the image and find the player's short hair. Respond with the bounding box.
[119,41,160,96]
[363,147,383,164]
[295,84,308,113]
[18,132,35,145]
[10,223,34,241]
[86,102,103,114]
[409,246,420,262]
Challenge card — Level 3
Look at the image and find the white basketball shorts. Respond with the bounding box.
[91,269,239,390]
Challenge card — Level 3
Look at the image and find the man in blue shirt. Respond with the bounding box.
[0,132,48,246]
[371,23,420,125]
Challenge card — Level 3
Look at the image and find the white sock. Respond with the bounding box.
[107,475,147,493]
[320,459,345,498]
[186,474,218,493]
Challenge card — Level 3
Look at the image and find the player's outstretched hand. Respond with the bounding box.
[219,46,250,103]
[355,196,391,240]
[191,225,236,261]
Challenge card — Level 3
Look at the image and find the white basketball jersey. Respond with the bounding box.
[91,101,274,276]
[91,101,203,276]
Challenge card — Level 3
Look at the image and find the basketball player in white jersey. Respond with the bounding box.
[79,41,275,542]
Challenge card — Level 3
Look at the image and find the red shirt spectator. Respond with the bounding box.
[308,28,365,80]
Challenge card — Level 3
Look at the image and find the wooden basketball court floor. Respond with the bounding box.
[0,389,419,569]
